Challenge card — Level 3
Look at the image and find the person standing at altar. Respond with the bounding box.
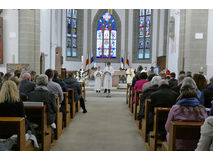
[103,62,114,97]
[94,66,103,94]
[126,66,135,84]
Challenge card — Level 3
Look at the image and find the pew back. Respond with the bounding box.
[0,117,25,150]
[68,88,76,118]
[141,99,151,142]
[149,107,170,151]
[168,121,203,151]
[23,103,52,151]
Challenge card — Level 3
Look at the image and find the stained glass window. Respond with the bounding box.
[96,10,117,58]
[66,9,78,57]
[138,9,152,59]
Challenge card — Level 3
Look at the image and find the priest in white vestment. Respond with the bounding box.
[94,66,103,93]
[126,66,135,84]
[103,62,114,96]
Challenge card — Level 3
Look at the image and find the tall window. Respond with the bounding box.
[66,9,78,57]
[96,10,117,58]
[138,9,151,59]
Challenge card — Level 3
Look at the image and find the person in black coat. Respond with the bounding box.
[203,82,213,108]
[148,80,178,131]
[168,72,178,88]
[64,73,87,113]
[28,74,57,126]
[19,72,36,95]
[53,70,68,92]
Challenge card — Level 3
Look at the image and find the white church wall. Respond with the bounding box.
[0,9,19,73]
[167,9,180,75]
[206,9,213,81]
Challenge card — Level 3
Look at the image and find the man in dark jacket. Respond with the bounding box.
[64,73,87,113]
[19,72,36,95]
[168,72,178,88]
[28,74,57,126]
[148,80,178,131]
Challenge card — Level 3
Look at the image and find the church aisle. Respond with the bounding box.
[51,89,147,151]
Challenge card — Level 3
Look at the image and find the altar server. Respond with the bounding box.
[94,66,103,93]
[103,62,114,97]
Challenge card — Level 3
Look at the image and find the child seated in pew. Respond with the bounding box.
[28,74,58,128]
[165,77,208,151]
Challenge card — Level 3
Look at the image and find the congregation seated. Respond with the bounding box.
[165,77,207,151]
[149,80,178,131]
[45,69,64,104]
[14,70,21,79]
[202,76,213,108]
[168,72,178,88]
[137,76,161,120]
[196,116,213,151]
[53,70,68,92]
[19,72,36,95]
[0,80,25,119]
[132,72,141,88]
[64,73,87,113]
[142,73,155,92]
[172,75,185,95]
[193,73,207,92]
[10,76,28,101]
[27,74,58,126]
[30,70,37,82]
[133,72,148,103]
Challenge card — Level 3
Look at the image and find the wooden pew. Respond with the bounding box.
[63,92,70,128]
[133,90,142,120]
[136,97,142,130]
[23,102,52,151]
[80,81,86,101]
[126,83,131,104]
[129,86,134,113]
[0,117,35,151]
[68,88,76,119]
[162,121,203,151]
[55,97,63,140]
[149,107,170,151]
[141,99,151,143]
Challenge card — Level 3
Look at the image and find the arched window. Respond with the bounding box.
[66,9,78,57]
[96,11,117,58]
[138,9,152,59]
[132,9,152,63]
[93,9,121,63]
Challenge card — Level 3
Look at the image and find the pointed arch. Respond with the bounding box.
[92,9,121,63]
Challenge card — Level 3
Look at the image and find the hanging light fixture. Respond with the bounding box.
[108,9,112,15]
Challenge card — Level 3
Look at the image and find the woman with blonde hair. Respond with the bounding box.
[0,80,25,117]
